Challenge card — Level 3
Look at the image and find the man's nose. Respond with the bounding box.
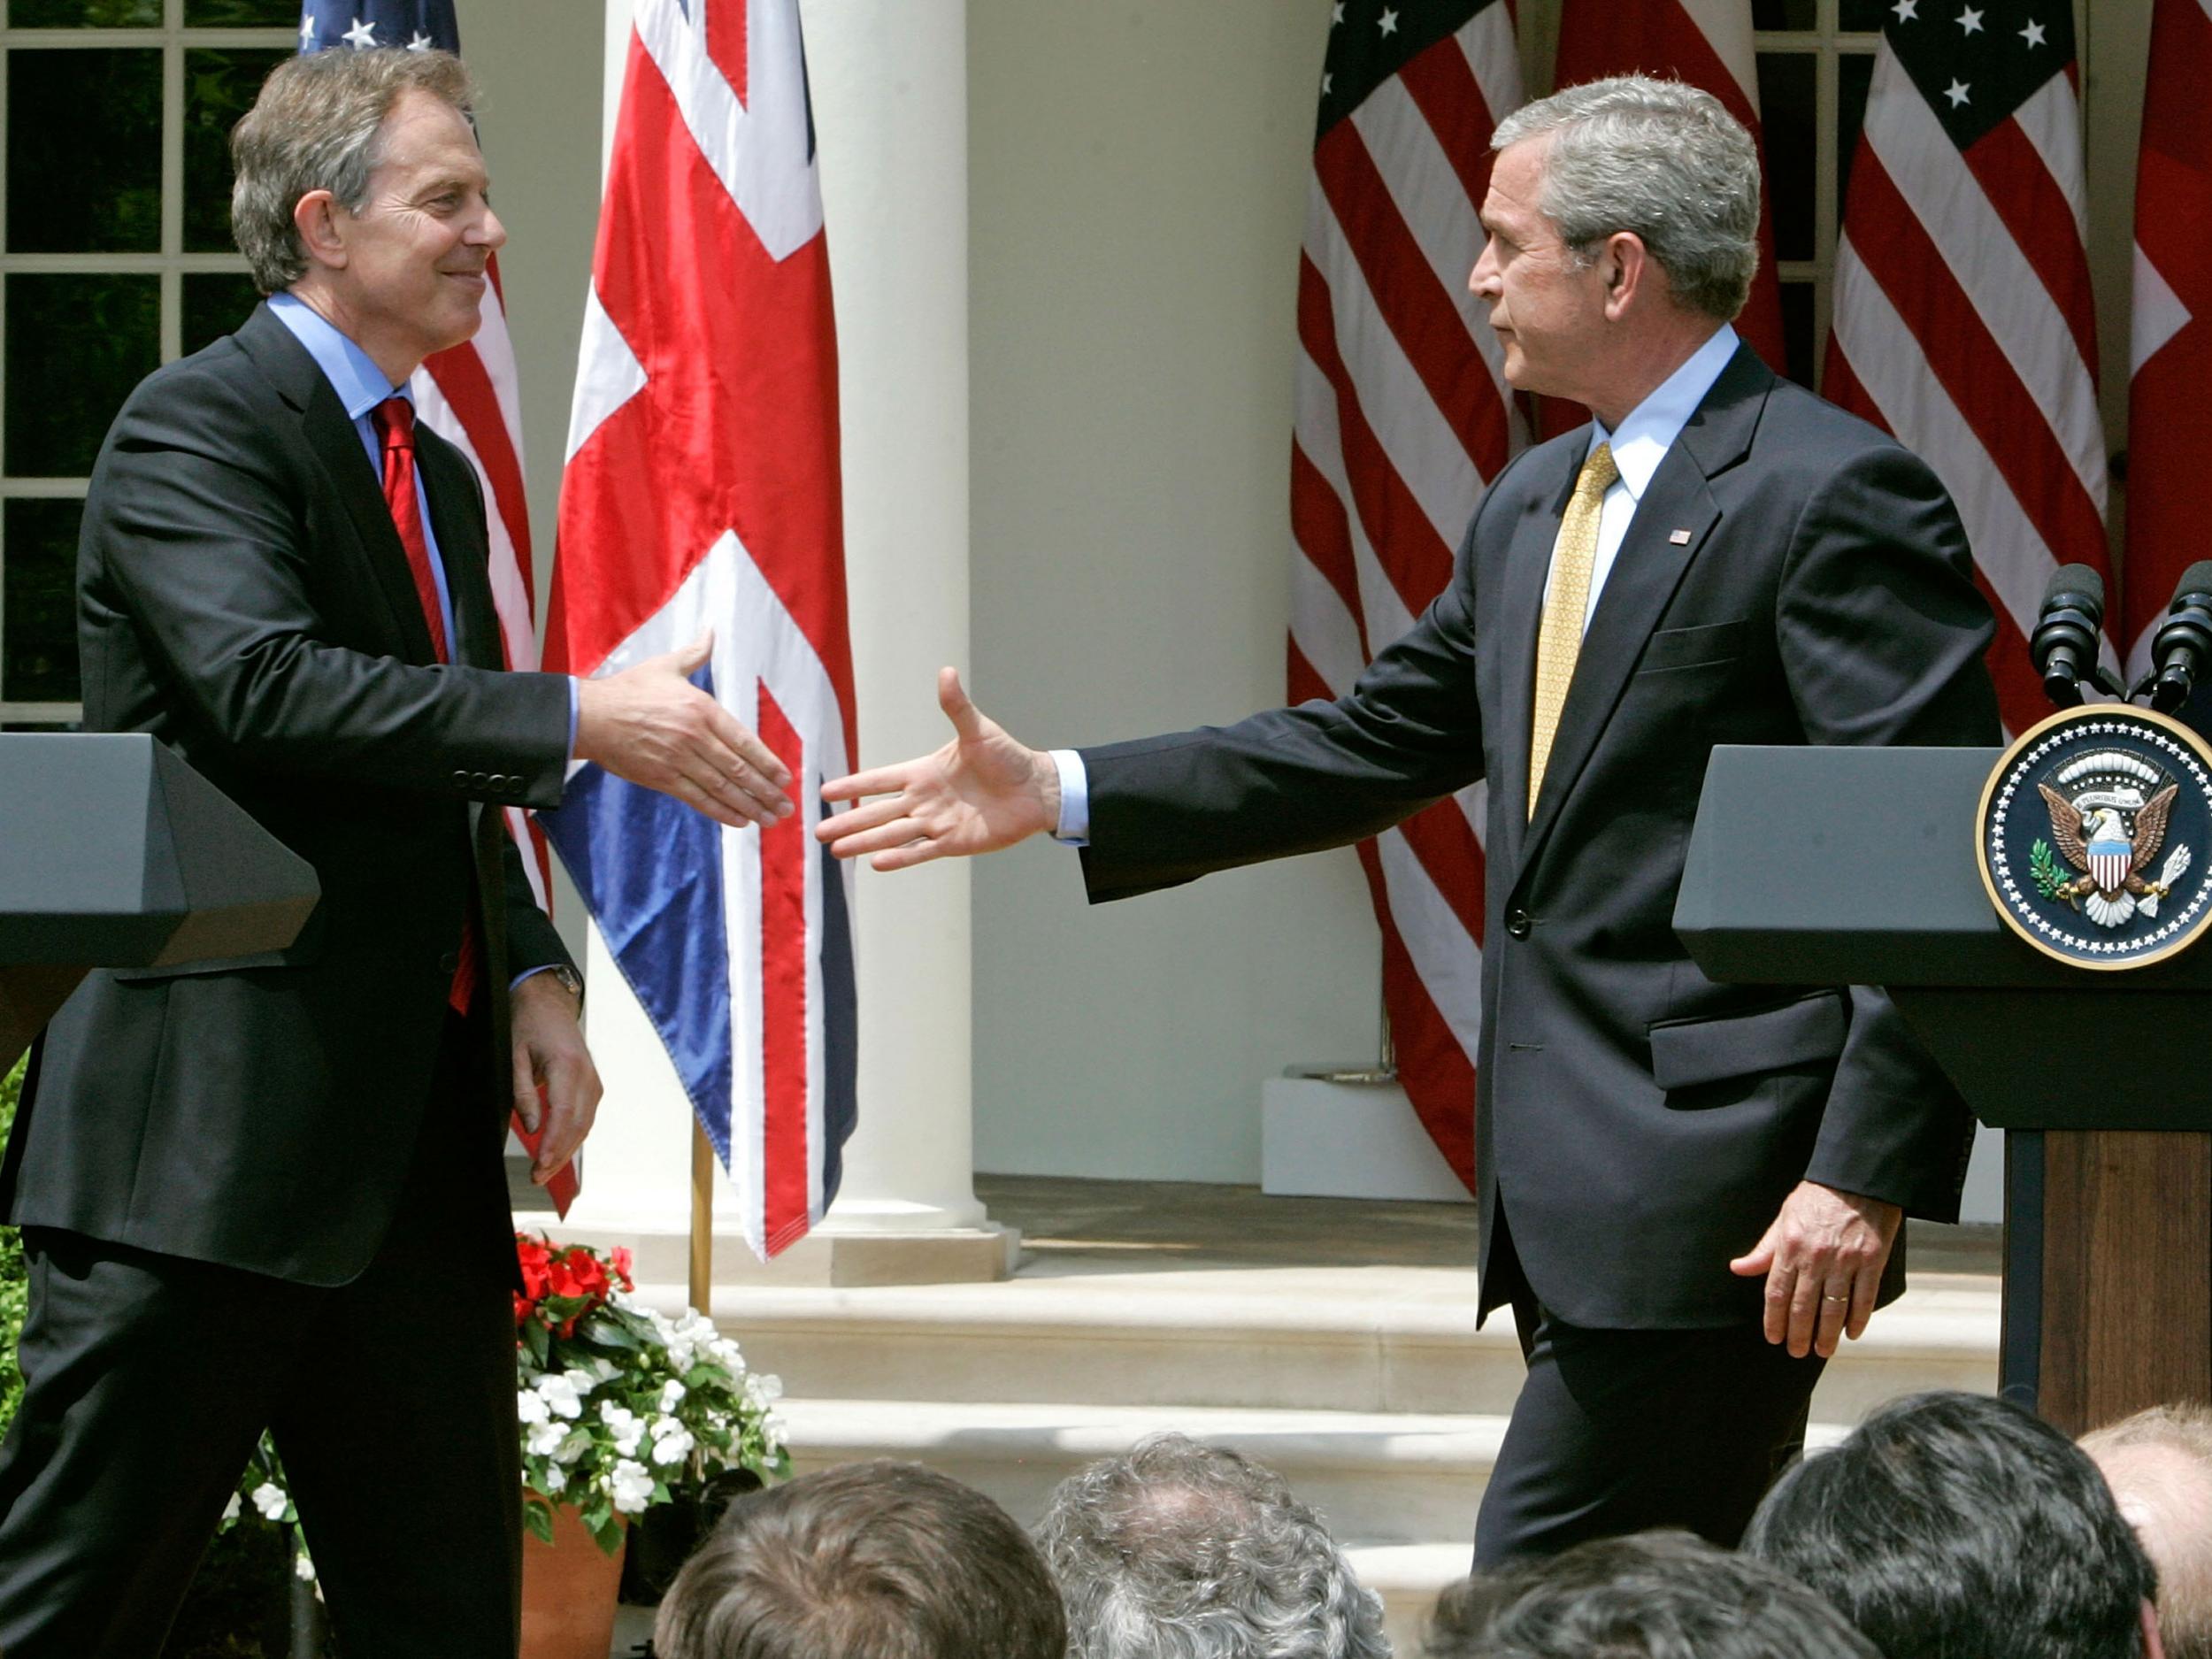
[1469,245,1497,297]
[474,205,508,250]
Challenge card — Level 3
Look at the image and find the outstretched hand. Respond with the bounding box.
[1729,1179,1902,1360]
[573,633,793,829]
[816,668,1061,871]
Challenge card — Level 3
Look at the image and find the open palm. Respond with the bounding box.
[817,668,1060,871]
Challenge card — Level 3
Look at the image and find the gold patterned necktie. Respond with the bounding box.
[1527,441,1618,818]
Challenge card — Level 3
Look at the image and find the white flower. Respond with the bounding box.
[567,1365,605,1397]
[609,1460,656,1515]
[600,1402,645,1457]
[222,1492,242,1525]
[745,1372,783,1406]
[516,1389,550,1426]
[763,1411,788,1448]
[526,1420,568,1460]
[294,1552,317,1583]
[657,1379,687,1414]
[534,1373,584,1421]
[649,1417,695,1464]
[251,1482,288,1522]
[709,1336,745,1371]
[541,1464,567,1494]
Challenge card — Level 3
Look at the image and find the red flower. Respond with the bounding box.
[611,1246,635,1289]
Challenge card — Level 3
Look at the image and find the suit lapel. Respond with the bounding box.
[234,304,440,664]
[419,433,502,669]
[1494,455,1583,861]
[1520,346,1770,860]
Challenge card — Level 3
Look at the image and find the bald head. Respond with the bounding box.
[2085,1406,2212,1659]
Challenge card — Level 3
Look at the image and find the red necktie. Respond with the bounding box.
[373,396,477,1016]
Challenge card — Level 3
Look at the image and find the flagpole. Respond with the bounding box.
[688,1122,715,1315]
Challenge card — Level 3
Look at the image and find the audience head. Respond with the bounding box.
[1421,1530,1878,1659]
[1035,1432,1389,1659]
[1742,1389,2162,1659]
[2084,1404,2212,1659]
[652,1459,1066,1659]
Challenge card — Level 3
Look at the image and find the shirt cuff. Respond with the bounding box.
[1050,749,1089,846]
[566,676,580,766]
[511,964,557,993]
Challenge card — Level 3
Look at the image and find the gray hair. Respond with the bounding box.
[1490,75,1760,322]
[229,48,478,294]
[1036,1435,1390,1659]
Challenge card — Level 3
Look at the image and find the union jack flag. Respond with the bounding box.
[542,0,859,1262]
[300,0,570,1206]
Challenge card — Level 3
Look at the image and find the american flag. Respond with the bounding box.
[300,0,571,1209]
[1290,0,1523,1191]
[542,0,858,1262]
[1551,0,1786,376]
[1824,2,2111,739]
[2121,0,2209,680]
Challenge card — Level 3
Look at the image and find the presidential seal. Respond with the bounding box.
[1978,705,2212,970]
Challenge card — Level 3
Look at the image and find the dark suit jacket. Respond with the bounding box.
[0,303,575,1286]
[1079,346,2000,1329]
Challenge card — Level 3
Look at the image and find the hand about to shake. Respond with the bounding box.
[817,668,1061,870]
[573,632,794,829]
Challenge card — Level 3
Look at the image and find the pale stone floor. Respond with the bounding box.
[568,1172,1999,1656]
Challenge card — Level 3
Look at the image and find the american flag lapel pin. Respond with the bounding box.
[1669,528,1693,545]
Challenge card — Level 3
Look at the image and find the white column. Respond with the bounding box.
[564,0,1002,1290]
[801,0,987,1241]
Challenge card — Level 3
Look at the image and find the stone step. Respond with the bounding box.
[776,1397,1509,1547]
[659,1269,2000,1425]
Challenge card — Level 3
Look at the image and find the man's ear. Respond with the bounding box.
[292,189,348,271]
[1601,231,1649,321]
[2144,1597,2165,1659]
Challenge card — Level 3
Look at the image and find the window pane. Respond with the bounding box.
[1756,52,1816,264]
[1837,50,1877,216]
[7,0,162,25]
[6,48,160,252]
[184,0,300,22]
[5,273,157,477]
[1751,0,1816,27]
[1779,280,1816,390]
[3,497,82,704]
[184,47,291,254]
[1839,0,1893,31]
[182,272,265,357]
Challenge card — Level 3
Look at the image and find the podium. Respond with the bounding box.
[1676,745,2211,1434]
[0,734,319,1071]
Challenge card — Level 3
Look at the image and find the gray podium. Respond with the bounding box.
[0,733,319,1071]
[1677,745,2212,1433]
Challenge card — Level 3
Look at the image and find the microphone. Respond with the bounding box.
[2029,564,2109,707]
[2147,560,2212,714]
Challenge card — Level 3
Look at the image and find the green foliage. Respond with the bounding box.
[0,1056,27,1437]
[2030,838,2072,902]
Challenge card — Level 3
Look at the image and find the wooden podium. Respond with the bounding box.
[0,733,319,1071]
[1676,745,2212,1434]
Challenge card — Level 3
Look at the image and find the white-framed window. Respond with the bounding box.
[0,0,291,728]
[1750,0,1888,389]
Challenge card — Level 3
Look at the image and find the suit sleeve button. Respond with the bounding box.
[1506,909,1532,939]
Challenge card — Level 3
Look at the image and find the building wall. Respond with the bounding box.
[475,0,2157,1197]
[964,0,1384,1183]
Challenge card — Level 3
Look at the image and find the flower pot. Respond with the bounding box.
[520,1501,627,1659]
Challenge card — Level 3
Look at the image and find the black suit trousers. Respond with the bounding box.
[0,1015,522,1658]
[1472,1213,1825,1564]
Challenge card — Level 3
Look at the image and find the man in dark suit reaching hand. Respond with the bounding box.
[0,48,793,1659]
[818,76,1998,1563]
